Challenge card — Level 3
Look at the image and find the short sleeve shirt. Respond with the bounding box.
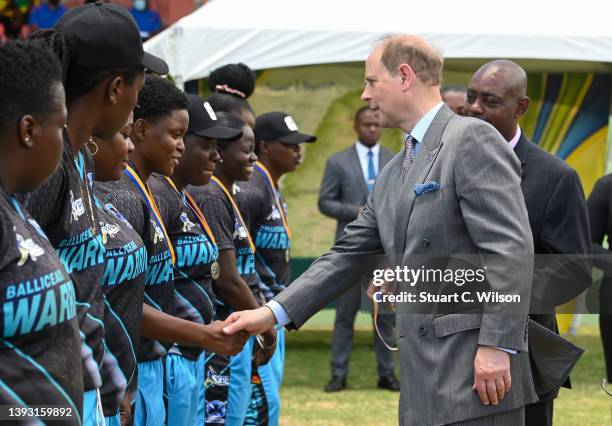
[188,181,261,308]
[237,168,291,300]
[150,175,219,360]
[93,186,147,414]
[98,167,174,362]
[18,134,105,391]
[0,185,82,424]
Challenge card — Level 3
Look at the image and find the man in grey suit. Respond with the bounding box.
[318,106,398,392]
[223,35,537,425]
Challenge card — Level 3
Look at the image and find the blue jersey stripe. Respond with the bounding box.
[0,338,82,425]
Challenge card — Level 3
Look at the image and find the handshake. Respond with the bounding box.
[206,307,279,363]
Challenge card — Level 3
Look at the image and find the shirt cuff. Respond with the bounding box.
[492,346,518,354]
[266,300,291,328]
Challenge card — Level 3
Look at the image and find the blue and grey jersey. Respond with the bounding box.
[99,168,174,363]
[93,185,147,416]
[150,175,218,360]
[1,184,82,424]
[19,134,105,392]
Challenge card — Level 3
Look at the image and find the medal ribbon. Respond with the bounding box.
[210,176,255,253]
[254,161,292,239]
[163,177,217,245]
[124,165,175,264]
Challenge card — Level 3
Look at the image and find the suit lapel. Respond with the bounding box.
[348,145,370,198]
[393,106,453,260]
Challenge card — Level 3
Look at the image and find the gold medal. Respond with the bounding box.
[211,261,221,280]
[285,248,291,263]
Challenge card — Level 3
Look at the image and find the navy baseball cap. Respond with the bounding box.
[186,95,243,140]
[54,2,168,74]
[254,112,316,144]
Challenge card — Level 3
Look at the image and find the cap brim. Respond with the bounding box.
[277,132,317,144]
[142,52,169,75]
[194,125,243,140]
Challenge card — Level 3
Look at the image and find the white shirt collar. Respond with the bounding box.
[408,101,444,143]
[355,141,380,157]
[508,125,521,150]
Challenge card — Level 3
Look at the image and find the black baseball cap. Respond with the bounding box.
[53,2,168,74]
[254,112,317,144]
[186,95,243,140]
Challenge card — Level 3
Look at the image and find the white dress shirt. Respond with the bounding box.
[355,141,381,184]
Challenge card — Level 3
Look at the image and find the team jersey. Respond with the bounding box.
[149,175,218,360]
[99,164,174,363]
[0,184,83,425]
[19,133,106,391]
[93,186,147,416]
[237,163,291,300]
[188,179,262,310]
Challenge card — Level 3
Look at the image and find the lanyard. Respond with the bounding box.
[163,177,217,245]
[254,161,292,239]
[210,176,255,253]
[124,165,175,264]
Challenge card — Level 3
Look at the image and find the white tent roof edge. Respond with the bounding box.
[144,0,612,82]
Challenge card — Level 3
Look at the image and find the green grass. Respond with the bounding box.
[279,312,610,425]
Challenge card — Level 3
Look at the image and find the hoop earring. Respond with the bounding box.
[87,137,99,156]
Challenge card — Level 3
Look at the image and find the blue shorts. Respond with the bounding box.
[83,389,104,426]
[165,353,201,426]
[105,413,121,426]
[134,359,165,426]
[245,328,285,426]
[196,353,206,426]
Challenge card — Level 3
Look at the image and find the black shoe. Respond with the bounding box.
[378,375,401,391]
[324,376,346,392]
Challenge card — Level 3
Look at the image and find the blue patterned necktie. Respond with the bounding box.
[402,135,417,181]
[367,149,376,192]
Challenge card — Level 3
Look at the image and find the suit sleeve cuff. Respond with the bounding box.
[266,300,292,328]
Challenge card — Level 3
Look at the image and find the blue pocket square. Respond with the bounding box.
[414,181,440,196]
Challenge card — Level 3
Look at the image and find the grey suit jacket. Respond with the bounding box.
[276,105,538,425]
[318,144,394,241]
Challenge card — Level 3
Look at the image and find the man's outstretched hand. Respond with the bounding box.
[223,306,277,336]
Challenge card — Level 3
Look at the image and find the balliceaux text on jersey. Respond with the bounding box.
[175,235,218,269]
[102,241,148,286]
[3,269,77,337]
[56,228,105,273]
[146,249,173,285]
[235,247,255,276]
[255,226,288,250]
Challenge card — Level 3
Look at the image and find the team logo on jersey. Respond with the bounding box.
[232,219,248,241]
[104,203,133,229]
[206,400,227,422]
[151,219,165,244]
[69,190,85,222]
[15,228,45,266]
[266,205,282,221]
[206,366,229,387]
[100,222,120,244]
[180,212,197,232]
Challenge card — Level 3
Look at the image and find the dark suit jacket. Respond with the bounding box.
[514,134,592,398]
[318,143,394,241]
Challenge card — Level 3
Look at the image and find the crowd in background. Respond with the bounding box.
[0,0,205,42]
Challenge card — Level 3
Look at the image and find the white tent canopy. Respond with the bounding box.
[145,0,612,84]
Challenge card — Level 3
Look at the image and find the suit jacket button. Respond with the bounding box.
[418,326,428,336]
[422,238,430,248]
